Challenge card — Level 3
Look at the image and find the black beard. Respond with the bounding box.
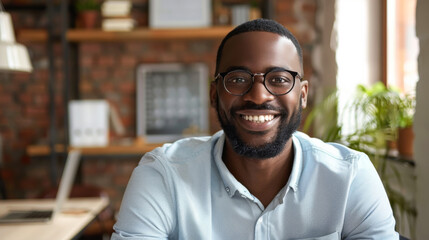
[216,97,302,159]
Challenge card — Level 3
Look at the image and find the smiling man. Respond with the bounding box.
[112,19,398,240]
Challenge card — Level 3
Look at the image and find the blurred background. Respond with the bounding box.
[0,0,428,239]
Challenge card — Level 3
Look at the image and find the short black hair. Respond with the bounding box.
[215,18,303,76]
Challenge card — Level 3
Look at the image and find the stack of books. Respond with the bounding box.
[101,0,136,31]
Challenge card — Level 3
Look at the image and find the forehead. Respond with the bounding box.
[219,31,301,74]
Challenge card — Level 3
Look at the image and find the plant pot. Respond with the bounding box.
[397,126,414,157]
[77,11,99,29]
[387,140,398,151]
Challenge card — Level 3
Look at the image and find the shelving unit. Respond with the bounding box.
[18,0,274,161]
[68,26,234,41]
[5,1,77,181]
[18,26,234,42]
[23,25,233,157]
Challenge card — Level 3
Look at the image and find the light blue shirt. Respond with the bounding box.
[112,131,398,240]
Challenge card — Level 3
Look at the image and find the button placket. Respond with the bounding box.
[254,215,266,240]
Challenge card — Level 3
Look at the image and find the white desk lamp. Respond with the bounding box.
[0,1,32,72]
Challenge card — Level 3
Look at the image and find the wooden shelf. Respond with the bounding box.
[27,139,163,156]
[68,26,234,42]
[18,26,234,42]
[17,29,48,42]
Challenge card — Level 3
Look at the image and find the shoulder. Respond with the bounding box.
[114,133,222,234]
[148,135,213,163]
[142,132,221,167]
[292,131,373,178]
[293,131,368,163]
[133,132,223,180]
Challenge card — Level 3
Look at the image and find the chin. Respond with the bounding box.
[215,95,302,159]
[219,112,301,159]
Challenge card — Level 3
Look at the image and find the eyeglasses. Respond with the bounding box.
[215,68,302,96]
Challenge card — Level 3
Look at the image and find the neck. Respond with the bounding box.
[223,138,294,207]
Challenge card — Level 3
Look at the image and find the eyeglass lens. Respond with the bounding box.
[223,70,295,95]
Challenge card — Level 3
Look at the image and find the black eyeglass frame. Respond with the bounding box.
[215,68,303,96]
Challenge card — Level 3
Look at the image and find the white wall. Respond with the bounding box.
[415,0,429,238]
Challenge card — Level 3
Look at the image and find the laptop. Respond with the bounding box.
[0,149,81,223]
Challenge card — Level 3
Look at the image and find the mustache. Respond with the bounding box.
[230,102,287,114]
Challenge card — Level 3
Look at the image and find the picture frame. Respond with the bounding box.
[149,0,212,28]
[136,63,209,143]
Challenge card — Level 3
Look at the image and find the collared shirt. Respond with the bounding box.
[112,131,398,240]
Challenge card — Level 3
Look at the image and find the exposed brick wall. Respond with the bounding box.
[0,0,318,212]
[79,40,220,139]
[0,41,65,199]
[82,157,139,210]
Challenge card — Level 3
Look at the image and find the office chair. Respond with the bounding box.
[400,235,410,240]
[0,173,6,199]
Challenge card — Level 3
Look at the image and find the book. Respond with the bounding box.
[101,0,132,17]
[101,0,135,31]
[102,18,136,31]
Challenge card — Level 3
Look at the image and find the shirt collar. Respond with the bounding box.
[256,134,304,206]
[212,131,304,198]
[287,133,303,192]
[213,132,250,198]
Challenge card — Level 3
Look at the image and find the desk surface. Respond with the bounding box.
[0,197,109,240]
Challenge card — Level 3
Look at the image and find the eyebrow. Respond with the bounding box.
[223,66,250,73]
[222,66,291,73]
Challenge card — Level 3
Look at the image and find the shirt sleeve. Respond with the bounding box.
[111,152,176,240]
[342,153,399,239]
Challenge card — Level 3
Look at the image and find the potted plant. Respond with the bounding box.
[303,83,416,236]
[350,83,402,153]
[397,93,415,157]
[75,0,100,29]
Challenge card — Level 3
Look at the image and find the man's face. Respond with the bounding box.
[211,31,308,159]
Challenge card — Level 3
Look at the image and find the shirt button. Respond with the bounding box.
[241,194,246,198]
[258,218,263,223]
[225,187,230,193]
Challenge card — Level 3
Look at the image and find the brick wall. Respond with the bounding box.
[0,0,318,211]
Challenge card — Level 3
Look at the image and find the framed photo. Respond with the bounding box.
[149,0,212,28]
[136,63,209,143]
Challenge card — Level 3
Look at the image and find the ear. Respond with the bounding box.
[210,81,218,109]
[299,80,309,109]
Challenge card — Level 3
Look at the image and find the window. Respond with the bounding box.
[387,0,419,94]
[335,0,418,134]
[335,0,382,135]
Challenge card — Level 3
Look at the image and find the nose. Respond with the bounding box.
[242,75,275,104]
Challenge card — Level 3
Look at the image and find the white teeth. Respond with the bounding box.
[242,115,274,123]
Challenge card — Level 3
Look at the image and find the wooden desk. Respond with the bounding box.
[0,197,109,240]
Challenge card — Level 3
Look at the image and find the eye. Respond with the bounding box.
[273,77,288,83]
[266,70,294,86]
[269,76,292,84]
[225,71,251,85]
[230,77,247,84]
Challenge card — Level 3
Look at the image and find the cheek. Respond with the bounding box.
[279,95,301,113]
[217,90,234,113]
